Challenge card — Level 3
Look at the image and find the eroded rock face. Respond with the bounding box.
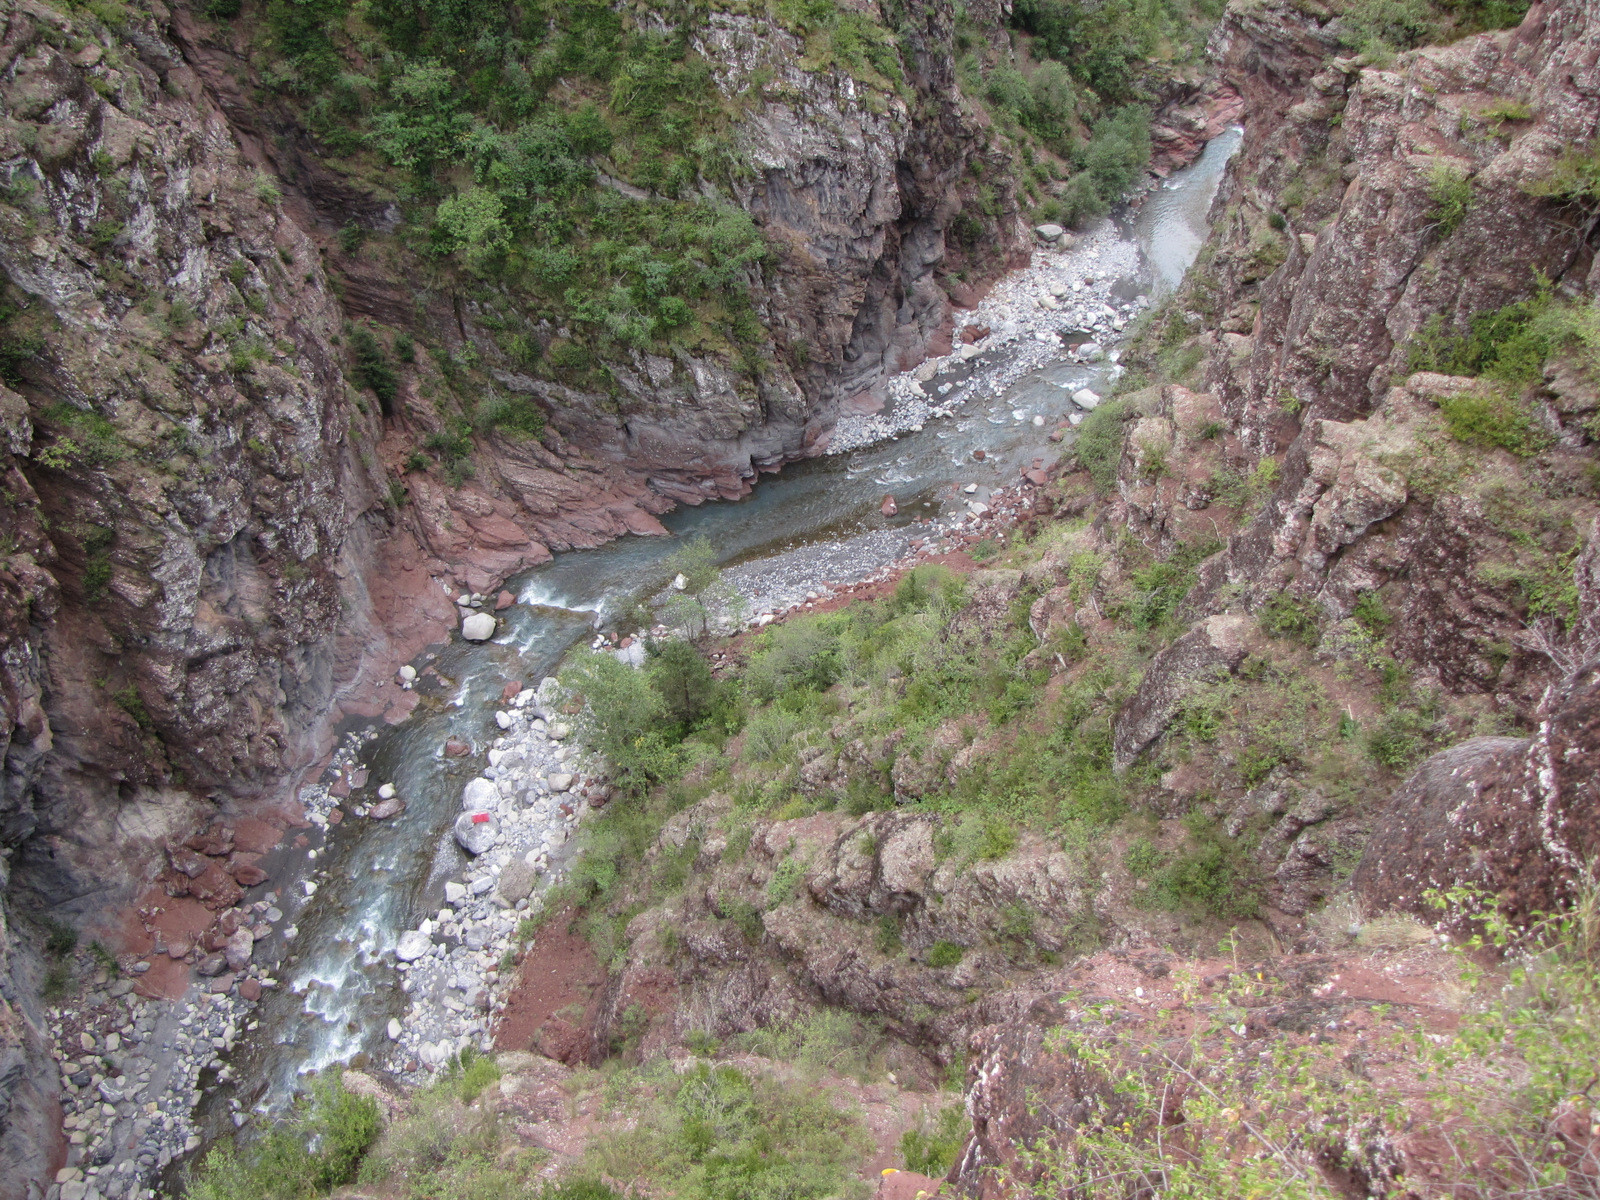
[1355,656,1600,927]
[1117,0,1600,726]
[1112,613,1255,769]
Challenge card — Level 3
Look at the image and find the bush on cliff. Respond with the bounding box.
[585,1061,872,1200]
[188,1079,380,1200]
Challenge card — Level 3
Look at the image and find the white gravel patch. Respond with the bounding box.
[827,224,1144,454]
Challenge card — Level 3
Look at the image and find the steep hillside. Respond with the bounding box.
[266,0,1600,1197]
[6,0,1599,1195]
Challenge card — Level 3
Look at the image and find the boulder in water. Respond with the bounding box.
[461,611,497,641]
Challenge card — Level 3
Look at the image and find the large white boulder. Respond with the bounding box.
[395,930,432,962]
[454,810,499,855]
[462,778,498,811]
[460,611,497,641]
[1072,388,1102,410]
[546,772,574,793]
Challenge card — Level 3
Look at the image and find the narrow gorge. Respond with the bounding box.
[0,0,1597,1197]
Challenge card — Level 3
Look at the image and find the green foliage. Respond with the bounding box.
[1351,591,1392,634]
[899,1105,968,1176]
[585,1061,871,1200]
[1363,658,1445,770]
[1025,883,1600,1200]
[259,0,778,365]
[737,1007,883,1079]
[42,918,77,958]
[1012,0,1215,103]
[1525,139,1600,208]
[113,685,153,732]
[190,1079,381,1200]
[1257,593,1322,647]
[348,326,399,408]
[359,1062,542,1200]
[646,639,718,730]
[86,219,123,251]
[1425,160,1473,236]
[663,536,721,597]
[475,393,547,440]
[766,855,807,907]
[1406,292,1576,389]
[1125,818,1258,919]
[926,940,964,968]
[777,0,906,92]
[434,187,511,272]
[42,402,123,467]
[1338,0,1434,53]
[1437,391,1548,456]
[1072,397,1131,492]
[873,914,902,956]
[441,1047,503,1103]
[744,619,845,702]
[561,651,687,797]
[983,62,1078,151]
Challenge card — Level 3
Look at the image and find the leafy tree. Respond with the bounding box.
[370,60,469,171]
[347,326,398,409]
[433,187,511,271]
[646,638,717,729]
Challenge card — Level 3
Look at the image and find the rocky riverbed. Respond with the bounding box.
[825,223,1142,454]
[381,678,605,1083]
[47,984,252,1200]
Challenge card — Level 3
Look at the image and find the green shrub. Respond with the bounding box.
[348,326,399,409]
[645,639,717,730]
[1257,593,1321,646]
[899,1105,968,1176]
[42,918,77,958]
[1437,392,1548,456]
[1425,160,1472,236]
[1524,139,1600,208]
[1351,591,1392,634]
[1072,397,1130,492]
[1367,712,1426,768]
[874,914,902,956]
[765,856,807,907]
[191,1079,381,1200]
[585,1061,870,1200]
[1337,0,1434,52]
[926,940,964,968]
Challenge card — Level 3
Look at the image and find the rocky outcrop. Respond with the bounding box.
[1112,613,1254,769]
[1100,0,1600,734]
[1354,655,1600,927]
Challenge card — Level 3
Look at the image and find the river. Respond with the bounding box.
[193,126,1243,1136]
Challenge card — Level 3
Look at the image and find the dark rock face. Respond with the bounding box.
[1112,614,1254,770]
[1355,657,1600,927]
